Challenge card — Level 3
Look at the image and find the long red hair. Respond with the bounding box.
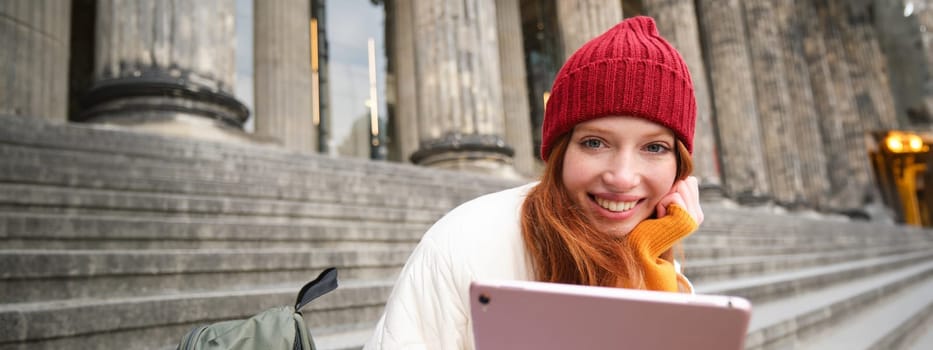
[521,134,693,290]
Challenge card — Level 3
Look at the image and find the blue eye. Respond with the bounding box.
[645,143,668,153]
[582,139,603,149]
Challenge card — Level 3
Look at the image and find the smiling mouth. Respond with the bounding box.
[593,196,640,212]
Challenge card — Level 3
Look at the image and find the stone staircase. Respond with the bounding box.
[689,207,933,349]
[1,114,932,349]
[0,115,520,350]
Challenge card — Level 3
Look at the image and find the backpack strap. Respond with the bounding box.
[295,267,339,311]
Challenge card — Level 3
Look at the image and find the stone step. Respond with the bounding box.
[683,240,920,260]
[0,162,486,213]
[312,322,376,350]
[0,278,394,350]
[689,217,933,247]
[739,258,933,350]
[694,250,933,303]
[0,145,507,209]
[0,115,518,189]
[3,239,924,304]
[0,212,428,250]
[694,205,931,238]
[5,242,915,304]
[904,315,933,350]
[0,247,410,302]
[696,215,931,240]
[3,203,922,252]
[0,140,489,185]
[0,183,444,224]
[794,274,933,350]
[3,209,918,251]
[686,244,932,283]
[685,228,929,248]
[2,212,921,252]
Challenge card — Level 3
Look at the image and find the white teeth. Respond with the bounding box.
[595,197,637,212]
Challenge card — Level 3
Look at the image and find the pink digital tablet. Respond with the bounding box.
[470,280,752,350]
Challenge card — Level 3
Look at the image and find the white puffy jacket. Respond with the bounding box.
[364,183,689,349]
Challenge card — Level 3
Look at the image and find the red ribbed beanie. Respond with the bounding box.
[540,16,696,160]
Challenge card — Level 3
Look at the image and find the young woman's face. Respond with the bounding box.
[562,116,678,237]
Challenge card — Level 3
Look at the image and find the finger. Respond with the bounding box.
[686,176,699,202]
[662,192,687,213]
[684,176,700,200]
[657,190,680,218]
[656,192,672,217]
[656,202,666,218]
[684,177,704,225]
[672,181,694,214]
[668,181,701,223]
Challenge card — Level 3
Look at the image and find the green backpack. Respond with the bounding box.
[177,267,339,350]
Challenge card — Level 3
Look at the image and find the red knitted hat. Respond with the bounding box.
[540,16,696,160]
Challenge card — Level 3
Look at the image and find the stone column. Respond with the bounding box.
[743,0,806,207]
[496,0,535,177]
[837,0,898,131]
[919,2,933,118]
[82,0,249,142]
[556,0,623,60]
[642,0,722,197]
[408,0,515,176]
[696,0,771,203]
[388,0,421,163]
[253,0,316,153]
[874,0,933,127]
[803,0,871,210]
[780,0,831,209]
[0,0,71,121]
[830,0,896,209]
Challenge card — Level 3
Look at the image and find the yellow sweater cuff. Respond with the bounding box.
[627,204,698,292]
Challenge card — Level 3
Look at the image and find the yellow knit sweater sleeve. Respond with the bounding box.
[626,204,698,292]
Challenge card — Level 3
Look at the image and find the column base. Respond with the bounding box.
[79,72,249,128]
[418,152,524,179]
[698,183,725,201]
[82,113,274,146]
[410,133,522,178]
[77,71,258,145]
[729,190,773,206]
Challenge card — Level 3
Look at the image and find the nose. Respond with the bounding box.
[601,152,640,191]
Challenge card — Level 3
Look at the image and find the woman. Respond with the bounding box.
[365,16,704,349]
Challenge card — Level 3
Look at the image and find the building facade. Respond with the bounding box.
[2,0,932,214]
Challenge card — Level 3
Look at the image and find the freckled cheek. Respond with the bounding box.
[562,154,603,183]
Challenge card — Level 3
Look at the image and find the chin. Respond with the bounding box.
[598,224,635,238]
